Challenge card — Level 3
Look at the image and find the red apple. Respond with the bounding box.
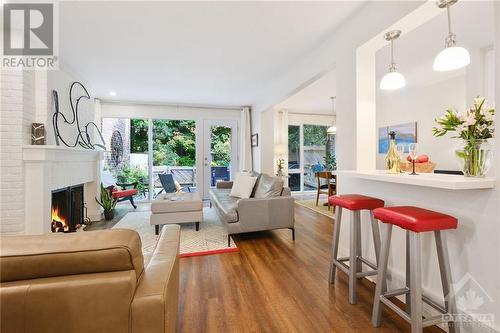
[406,154,429,163]
[416,155,429,163]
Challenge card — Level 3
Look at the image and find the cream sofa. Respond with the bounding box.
[209,173,295,245]
[0,226,180,333]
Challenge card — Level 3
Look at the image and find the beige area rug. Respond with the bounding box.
[113,207,238,258]
[296,200,335,219]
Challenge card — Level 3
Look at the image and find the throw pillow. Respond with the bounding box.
[253,174,284,198]
[250,172,261,197]
[230,173,258,199]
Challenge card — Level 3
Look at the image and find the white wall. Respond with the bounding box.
[288,113,335,126]
[0,64,97,234]
[375,42,495,171]
[44,69,97,146]
[496,0,500,180]
[259,108,276,175]
[0,70,36,234]
[376,75,466,170]
[251,109,262,172]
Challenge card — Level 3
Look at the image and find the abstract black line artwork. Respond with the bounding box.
[52,81,106,150]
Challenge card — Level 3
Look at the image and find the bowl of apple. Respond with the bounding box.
[400,154,436,173]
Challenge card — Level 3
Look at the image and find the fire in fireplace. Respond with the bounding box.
[51,205,68,232]
[51,185,84,232]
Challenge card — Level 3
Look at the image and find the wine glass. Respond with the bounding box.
[408,143,418,175]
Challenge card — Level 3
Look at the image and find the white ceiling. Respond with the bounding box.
[275,69,336,114]
[59,1,365,106]
[375,1,495,88]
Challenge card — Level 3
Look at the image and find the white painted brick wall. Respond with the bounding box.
[1,68,98,235]
[0,70,36,234]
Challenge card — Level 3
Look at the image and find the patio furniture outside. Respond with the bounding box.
[211,166,230,186]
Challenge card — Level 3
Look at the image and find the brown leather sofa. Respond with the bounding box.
[0,225,180,333]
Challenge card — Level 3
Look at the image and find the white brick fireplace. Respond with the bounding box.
[23,146,102,234]
[1,67,103,235]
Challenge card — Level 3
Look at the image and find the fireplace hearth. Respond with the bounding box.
[51,185,84,233]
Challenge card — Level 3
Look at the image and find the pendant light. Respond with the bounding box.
[327,96,337,134]
[433,0,470,71]
[380,30,406,91]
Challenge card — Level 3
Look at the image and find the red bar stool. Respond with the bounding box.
[328,194,385,304]
[371,206,458,333]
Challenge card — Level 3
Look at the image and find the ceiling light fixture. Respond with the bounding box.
[380,30,406,91]
[433,0,470,71]
[327,96,337,134]
[109,91,117,97]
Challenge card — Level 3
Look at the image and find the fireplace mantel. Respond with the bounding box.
[23,145,104,234]
[23,145,104,162]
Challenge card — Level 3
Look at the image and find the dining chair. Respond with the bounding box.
[316,171,336,210]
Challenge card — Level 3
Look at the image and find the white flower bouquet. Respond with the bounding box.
[432,97,495,177]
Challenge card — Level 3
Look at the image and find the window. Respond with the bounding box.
[287,123,334,192]
[102,117,197,200]
[152,119,196,196]
[303,125,328,191]
[288,125,300,170]
[102,118,149,200]
[287,125,301,191]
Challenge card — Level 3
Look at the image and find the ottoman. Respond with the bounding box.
[151,192,203,235]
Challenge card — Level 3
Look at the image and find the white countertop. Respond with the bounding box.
[336,170,496,190]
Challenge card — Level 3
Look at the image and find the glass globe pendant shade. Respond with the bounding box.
[380,71,406,91]
[433,46,470,71]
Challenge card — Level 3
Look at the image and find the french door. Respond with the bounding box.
[202,120,238,198]
[287,123,330,192]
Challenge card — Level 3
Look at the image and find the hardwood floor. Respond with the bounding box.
[177,204,443,333]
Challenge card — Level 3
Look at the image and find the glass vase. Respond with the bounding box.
[455,139,492,177]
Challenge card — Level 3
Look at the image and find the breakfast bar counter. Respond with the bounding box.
[333,170,500,330]
[337,170,496,190]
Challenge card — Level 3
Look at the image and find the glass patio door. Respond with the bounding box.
[287,123,330,192]
[151,119,197,197]
[202,120,238,198]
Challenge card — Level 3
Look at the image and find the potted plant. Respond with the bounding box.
[432,97,495,177]
[95,183,118,220]
[276,157,286,177]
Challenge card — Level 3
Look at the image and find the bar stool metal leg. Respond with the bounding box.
[369,211,381,264]
[329,207,343,283]
[370,211,386,293]
[406,230,412,315]
[435,231,458,333]
[409,232,423,333]
[372,223,392,327]
[349,210,359,304]
[354,211,363,275]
